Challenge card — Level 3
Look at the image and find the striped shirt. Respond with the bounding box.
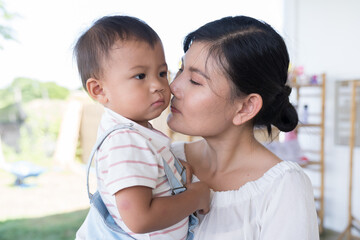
[96,108,188,240]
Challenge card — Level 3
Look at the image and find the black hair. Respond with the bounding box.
[74,15,161,90]
[183,16,298,135]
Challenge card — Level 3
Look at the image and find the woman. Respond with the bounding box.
[168,15,319,239]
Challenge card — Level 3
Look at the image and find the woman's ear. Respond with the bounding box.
[86,78,108,104]
[233,94,263,125]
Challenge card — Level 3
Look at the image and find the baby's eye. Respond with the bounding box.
[135,73,146,80]
[159,71,168,78]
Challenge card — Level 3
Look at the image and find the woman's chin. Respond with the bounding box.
[167,114,184,133]
[166,113,177,130]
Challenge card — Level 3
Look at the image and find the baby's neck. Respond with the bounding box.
[134,120,151,128]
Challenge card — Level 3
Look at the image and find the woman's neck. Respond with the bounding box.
[187,126,279,191]
[203,128,259,172]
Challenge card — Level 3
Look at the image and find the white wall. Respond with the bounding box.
[283,0,360,233]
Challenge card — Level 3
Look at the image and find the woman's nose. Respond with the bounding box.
[170,77,179,96]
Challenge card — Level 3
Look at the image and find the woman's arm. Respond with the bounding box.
[115,181,210,234]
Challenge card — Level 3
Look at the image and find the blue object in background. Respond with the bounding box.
[7,160,45,186]
[0,136,45,187]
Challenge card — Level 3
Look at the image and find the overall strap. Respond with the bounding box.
[86,123,186,200]
[162,157,187,195]
[174,152,187,185]
[86,123,134,200]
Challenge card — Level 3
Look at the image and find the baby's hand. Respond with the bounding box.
[187,181,210,215]
[179,159,193,184]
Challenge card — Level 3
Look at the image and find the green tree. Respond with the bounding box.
[0,77,70,109]
[0,0,15,49]
[0,78,70,163]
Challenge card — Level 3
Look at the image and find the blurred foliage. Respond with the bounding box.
[0,78,70,165]
[0,209,88,240]
[0,103,25,124]
[0,3,71,166]
[0,0,16,49]
[2,102,64,165]
[0,77,70,109]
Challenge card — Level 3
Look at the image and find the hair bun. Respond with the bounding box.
[270,85,298,132]
[283,85,291,97]
[272,103,298,132]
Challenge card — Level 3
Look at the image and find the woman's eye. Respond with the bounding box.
[135,73,146,80]
[190,79,201,86]
[159,71,168,78]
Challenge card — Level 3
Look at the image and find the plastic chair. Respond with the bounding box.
[0,136,45,186]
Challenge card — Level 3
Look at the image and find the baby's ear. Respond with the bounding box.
[86,78,108,104]
[233,93,263,125]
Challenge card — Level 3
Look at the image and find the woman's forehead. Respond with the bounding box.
[188,42,228,77]
[183,43,217,75]
[184,42,233,98]
[184,42,209,64]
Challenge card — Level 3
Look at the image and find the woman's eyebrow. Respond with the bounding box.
[189,66,210,80]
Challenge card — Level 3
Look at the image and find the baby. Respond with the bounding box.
[74,15,210,240]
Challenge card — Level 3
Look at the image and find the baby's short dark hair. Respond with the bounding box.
[74,15,161,90]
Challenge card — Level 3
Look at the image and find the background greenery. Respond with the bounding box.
[0,2,87,239]
[0,77,70,165]
[0,209,88,240]
[0,0,15,49]
[0,77,70,109]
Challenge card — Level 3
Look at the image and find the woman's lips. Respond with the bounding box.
[170,105,180,113]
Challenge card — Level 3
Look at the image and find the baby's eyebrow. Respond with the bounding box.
[160,63,168,68]
[129,62,168,71]
[129,65,146,70]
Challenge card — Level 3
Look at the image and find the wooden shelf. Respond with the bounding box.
[338,80,360,240]
[291,83,324,88]
[297,123,322,128]
[291,73,326,234]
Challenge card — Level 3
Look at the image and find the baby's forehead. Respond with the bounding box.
[102,38,144,60]
[111,37,159,49]
[102,38,164,63]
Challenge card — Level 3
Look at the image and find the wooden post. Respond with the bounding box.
[319,73,326,233]
[53,100,83,169]
[347,80,356,240]
[338,80,360,240]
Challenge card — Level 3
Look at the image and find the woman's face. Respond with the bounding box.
[167,42,238,137]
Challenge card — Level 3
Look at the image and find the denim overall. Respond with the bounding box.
[82,124,198,240]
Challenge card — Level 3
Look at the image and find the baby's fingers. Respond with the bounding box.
[198,206,210,215]
[179,159,193,184]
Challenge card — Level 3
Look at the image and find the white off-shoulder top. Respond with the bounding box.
[171,142,320,240]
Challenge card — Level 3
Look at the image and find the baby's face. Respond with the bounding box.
[100,40,170,127]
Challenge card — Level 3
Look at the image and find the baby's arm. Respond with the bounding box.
[115,181,210,234]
